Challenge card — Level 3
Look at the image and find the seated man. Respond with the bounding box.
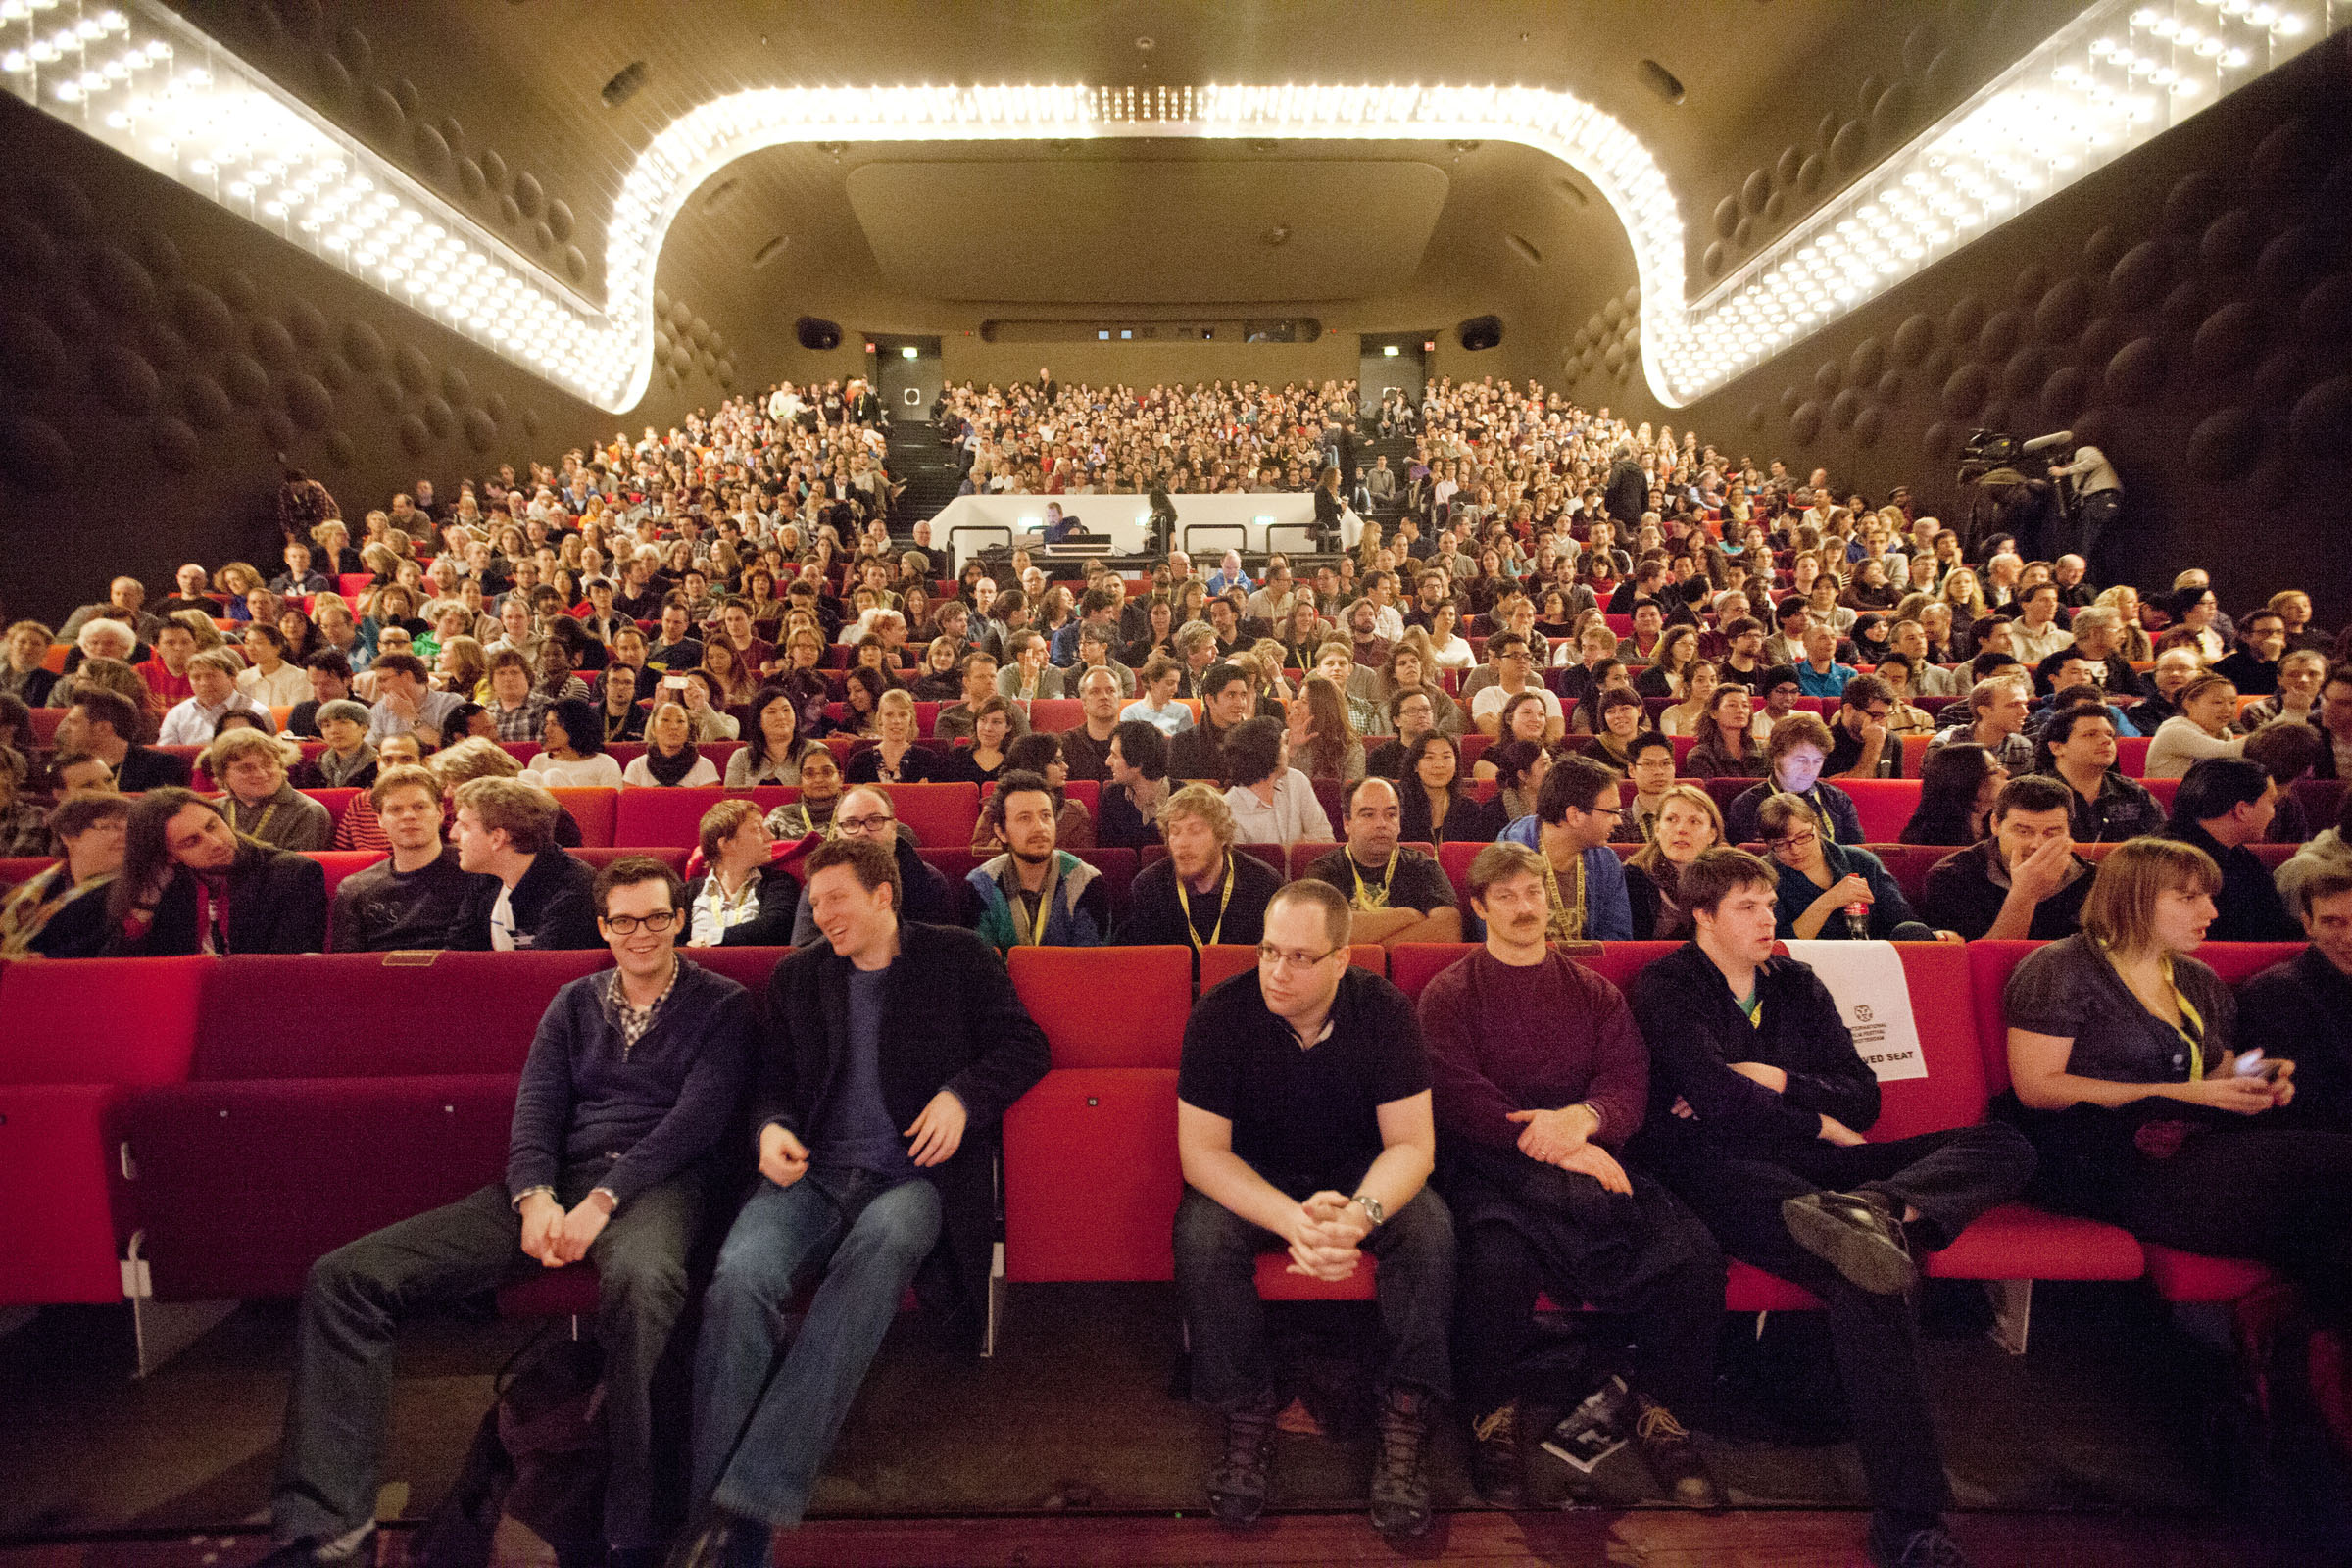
[1174,878,1454,1539]
[1824,675,1900,780]
[1303,777,1462,947]
[1167,661,1256,784]
[785,787,956,943]
[1422,843,1724,1507]
[1114,783,1282,953]
[289,700,378,791]
[683,837,1048,1563]
[963,769,1109,949]
[448,776,602,951]
[2037,702,2165,842]
[202,729,333,852]
[685,800,803,949]
[1096,718,1171,849]
[367,653,466,745]
[257,858,753,1568]
[53,691,190,799]
[1627,849,2035,1568]
[1620,731,1679,843]
[0,790,130,958]
[1057,666,1125,781]
[2163,757,2299,942]
[106,788,327,954]
[2238,864,2352,1131]
[329,764,480,952]
[1363,689,1440,782]
[1921,776,2093,941]
[157,649,272,745]
[1497,755,1635,941]
[935,651,1029,742]
[762,746,845,839]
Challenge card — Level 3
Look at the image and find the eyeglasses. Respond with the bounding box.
[836,812,895,834]
[603,911,678,935]
[1258,942,1341,974]
[1768,829,1819,852]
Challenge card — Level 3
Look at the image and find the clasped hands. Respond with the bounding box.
[517,1189,612,1268]
[1282,1191,1376,1281]
[1506,1104,1630,1194]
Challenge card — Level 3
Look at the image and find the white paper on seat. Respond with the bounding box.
[1784,940,1928,1082]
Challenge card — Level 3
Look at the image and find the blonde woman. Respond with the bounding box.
[2093,584,2154,662]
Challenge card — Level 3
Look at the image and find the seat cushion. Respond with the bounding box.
[2141,1244,2278,1303]
[1254,1249,1378,1300]
[1926,1202,2144,1281]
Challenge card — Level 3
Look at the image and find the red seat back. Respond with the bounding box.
[0,857,53,888]
[680,947,789,998]
[2191,941,2308,985]
[1841,780,1920,844]
[569,847,691,873]
[612,787,800,848]
[1028,700,1083,732]
[2114,737,2151,777]
[1871,943,1990,1141]
[1866,843,1947,908]
[877,782,980,847]
[1009,946,1193,1068]
[1967,940,2042,1095]
[0,956,210,1085]
[549,787,617,847]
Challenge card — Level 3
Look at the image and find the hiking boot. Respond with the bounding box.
[1206,1390,1280,1529]
[1784,1189,1917,1296]
[1467,1399,1525,1507]
[1632,1396,1723,1508]
[1868,1514,1971,1568]
[1368,1386,1434,1538]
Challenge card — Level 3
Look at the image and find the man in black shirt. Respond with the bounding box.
[1920,776,2093,941]
[1114,784,1279,951]
[1096,719,1171,850]
[55,689,192,793]
[2238,865,2352,1131]
[1175,878,1452,1540]
[1824,675,1900,779]
[330,766,483,951]
[447,778,602,951]
[1167,662,1254,783]
[2164,757,2300,942]
[1302,778,1461,947]
[1627,850,2034,1568]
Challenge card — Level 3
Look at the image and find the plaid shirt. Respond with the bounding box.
[493,696,550,743]
[603,957,681,1056]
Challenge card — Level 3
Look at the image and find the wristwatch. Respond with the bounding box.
[1349,1192,1386,1228]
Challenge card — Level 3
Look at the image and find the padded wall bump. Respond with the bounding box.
[2290,377,2352,468]
[1876,368,1905,403]
[513,172,544,219]
[1829,387,1863,431]
[367,85,404,138]
[1776,146,1804,188]
[2000,344,2050,403]
[283,372,333,430]
[93,343,161,416]
[396,412,431,454]
[324,430,356,467]
[480,148,507,190]
[2255,228,2324,297]
[2082,223,2127,275]
[2300,275,2352,344]
[369,373,403,413]
[1944,293,1988,348]
[458,157,487,199]
[2199,209,2262,273]
[30,172,97,240]
[282,299,328,352]
[1740,169,1771,217]
[86,244,158,317]
[2162,170,2231,235]
[220,270,260,315]
[2185,407,2263,482]
[1734,216,1754,249]
[2251,118,2324,192]
[393,343,432,394]
[547,200,574,244]
[1920,419,1960,462]
[0,213,57,280]
[1789,400,1823,444]
[44,285,97,344]
[418,394,455,439]
[1940,362,1991,418]
[1832,119,1869,174]
[1923,46,1959,102]
[1743,402,1767,431]
[1847,336,1885,389]
[394,78,421,117]
[2034,277,2093,341]
[2192,301,2265,378]
[222,352,270,407]
[2250,347,2308,408]
[412,124,452,180]
[1813,359,1840,398]
[1976,309,2022,362]
[0,312,69,390]
[0,414,72,491]
[531,220,555,254]
[332,23,371,75]
[1852,404,1886,448]
[1890,312,1936,367]
[1764,189,1788,224]
[2109,242,2172,311]
[1870,81,1912,143]
[463,406,497,450]
[1797,151,1827,197]
[1703,241,1726,278]
[317,351,351,392]
[2079,315,2125,368]
[2008,262,2049,312]
[338,318,386,372]
[2158,278,2208,342]
[2104,336,2169,406]
[1904,22,1941,74]
[249,316,297,367]
[314,53,350,101]
[440,367,471,407]
[149,414,201,472]
[180,373,233,429]
[1779,385,1801,416]
[496,194,521,229]
[259,408,295,451]
[482,390,508,425]
[522,407,543,438]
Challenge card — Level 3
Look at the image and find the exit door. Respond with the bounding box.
[1358,335,1429,418]
[873,335,945,420]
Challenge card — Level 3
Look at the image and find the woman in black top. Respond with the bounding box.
[1683,685,1767,779]
[1396,731,1497,846]
[845,688,939,783]
[1621,783,1724,941]
[1899,742,2003,846]
[2001,839,2352,1322]
[937,697,1014,785]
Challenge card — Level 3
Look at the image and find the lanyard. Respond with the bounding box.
[2098,939,2207,1080]
[1173,853,1235,952]
[1541,847,1587,941]
[242,800,278,842]
[1013,855,1062,947]
[1347,846,1399,911]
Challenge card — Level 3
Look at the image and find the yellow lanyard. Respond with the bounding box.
[243,801,278,842]
[1541,848,1587,941]
[1347,846,1400,911]
[2098,940,2207,1080]
[1173,853,1235,952]
[1014,856,1061,948]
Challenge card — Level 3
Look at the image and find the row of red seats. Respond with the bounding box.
[0,941,2295,1337]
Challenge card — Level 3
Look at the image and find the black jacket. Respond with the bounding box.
[1115,851,1283,949]
[685,867,802,947]
[2165,821,2299,943]
[117,746,195,792]
[111,839,328,955]
[451,848,603,951]
[756,923,1049,1351]
[2236,946,2352,1132]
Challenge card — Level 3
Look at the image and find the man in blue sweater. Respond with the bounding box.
[1496,754,1633,941]
[258,858,755,1568]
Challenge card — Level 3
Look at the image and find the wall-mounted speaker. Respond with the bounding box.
[1457,315,1503,352]
[795,316,842,352]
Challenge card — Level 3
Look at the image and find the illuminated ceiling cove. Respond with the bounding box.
[5,0,2340,413]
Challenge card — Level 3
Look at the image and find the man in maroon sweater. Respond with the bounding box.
[1418,841,1725,1509]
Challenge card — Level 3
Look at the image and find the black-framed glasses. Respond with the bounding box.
[1258,942,1342,973]
[603,911,678,935]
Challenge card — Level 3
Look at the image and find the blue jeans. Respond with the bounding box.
[691,1167,943,1531]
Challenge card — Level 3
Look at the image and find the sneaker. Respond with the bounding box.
[1783,1190,1917,1296]
[245,1528,374,1568]
[1868,1515,1970,1568]
[1632,1396,1723,1508]
[1206,1390,1280,1529]
[1468,1399,1525,1507]
[1367,1386,1434,1539]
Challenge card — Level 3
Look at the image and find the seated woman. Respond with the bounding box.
[1568,658,1636,737]
[1620,782,1724,941]
[1758,791,1946,941]
[1381,643,1463,737]
[623,702,719,787]
[846,687,940,784]
[1288,675,1365,783]
[835,666,886,739]
[683,799,800,948]
[1898,742,2005,847]
[1586,688,1650,772]
[0,791,130,957]
[2145,672,2245,779]
[1219,714,1333,846]
[1120,655,1196,738]
[1682,684,1767,779]
[525,698,625,788]
[1422,602,1476,672]
[726,685,821,787]
[908,635,965,702]
[2001,838,2352,1326]
[1473,737,1551,827]
[1656,659,1719,738]
[1396,730,1497,846]
[1724,713,1863,845]
[973,731,1095,852]
[938,696,1016,785]
[1633,625,1702,700]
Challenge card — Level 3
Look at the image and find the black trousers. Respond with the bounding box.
[2130,1124,2352,1324]
[1174,1184,1456,1410]
[1446,1152,1725,1420]
[1644,1125,2035,1519]
[272,1166,702,1551]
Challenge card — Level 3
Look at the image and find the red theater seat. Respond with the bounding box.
[878,783,981,847]
[549,788,618,847]
[1004,1069,1181,1283]
[0,857,52,888]
[1840,780,1921,844]
[2141,1246,2278,1303]
[1028,700,1083,732]
[570,847,691,873]
[613,787,801,848]
[1008,946,1193,1069]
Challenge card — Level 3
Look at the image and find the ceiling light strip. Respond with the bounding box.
[6,0,2336,414]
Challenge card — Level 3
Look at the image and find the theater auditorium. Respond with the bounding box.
[4,3,2352,1565]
